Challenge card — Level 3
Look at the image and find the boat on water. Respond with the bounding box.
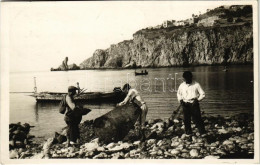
[223,66,228,72]
[135,70,148,76]
[30,90,126,102]
[30,78,126,102]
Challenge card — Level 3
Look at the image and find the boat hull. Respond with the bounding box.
[93,103,141,143]
[32,91,126,103]
[135,72,148,76]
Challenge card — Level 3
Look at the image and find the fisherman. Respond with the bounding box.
[117,83,148,141]
[177,71,206,135]
[76,82,81,94]
[64,86,90,146]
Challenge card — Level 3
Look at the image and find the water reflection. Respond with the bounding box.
[34,103,39,122]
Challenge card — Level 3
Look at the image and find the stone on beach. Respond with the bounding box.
[189,149,199,157]
[43,138,55,158]
[82,142,99,151]
[9,122,35,150]
[170,149,180,156]
[10,150,19,159]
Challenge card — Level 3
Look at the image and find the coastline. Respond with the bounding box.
[50,63,253,72]
[9,112,254,159]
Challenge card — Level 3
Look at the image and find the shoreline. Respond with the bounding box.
[50,63,253,72]
[9,112,254,159]
[9,64,253,73]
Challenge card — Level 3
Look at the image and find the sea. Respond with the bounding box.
[9,65,254,140]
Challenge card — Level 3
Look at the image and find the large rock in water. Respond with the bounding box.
[93,103,141,143]
[51,57,80,71]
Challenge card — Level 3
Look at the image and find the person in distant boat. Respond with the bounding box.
[117,83,148,141]
[141,70,144,74]
[223,66,228,72]
[64,86,91,146]
[144,70,147,74]
[177,71,206,135]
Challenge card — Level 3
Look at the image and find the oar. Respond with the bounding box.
[170,104,182,120]
[78,88,84,94]
[172,104,181,115]
[79,88,87,94]
[76,88,87,97]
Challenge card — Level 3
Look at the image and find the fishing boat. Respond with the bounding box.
[135,70,148,76]
[30,78,126,102]
[30,90,125,102]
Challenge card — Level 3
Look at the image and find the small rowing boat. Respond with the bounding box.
[135,70,148,76]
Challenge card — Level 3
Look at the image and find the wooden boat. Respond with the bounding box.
[30,90,126,103]
[30,78,126,103]
[135,70,148,76]
[94,102,141,143]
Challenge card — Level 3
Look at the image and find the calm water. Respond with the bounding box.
[10,65,254,139]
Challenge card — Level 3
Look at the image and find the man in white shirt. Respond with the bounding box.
[177,71,206,135]
[117,83,148,140]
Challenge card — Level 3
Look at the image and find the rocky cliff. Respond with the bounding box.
[80,24,253,69]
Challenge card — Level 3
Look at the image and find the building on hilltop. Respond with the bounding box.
[197,16,219,27]
[176,20,185,26]
[163,20,176,28]
[183,17,198,26]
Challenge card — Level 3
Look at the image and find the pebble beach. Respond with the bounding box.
[9,112,254,159]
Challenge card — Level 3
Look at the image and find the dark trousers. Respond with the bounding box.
[182,101,206,134]
[64,113,82,142]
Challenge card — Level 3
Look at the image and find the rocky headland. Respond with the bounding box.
[10,113,254,159]
[80,24,253,69]
[52,5,253,70]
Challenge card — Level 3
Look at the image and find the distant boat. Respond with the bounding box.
[135,70,148,76]
[223,66,228,72]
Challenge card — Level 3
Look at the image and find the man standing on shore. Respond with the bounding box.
[117,83,148,141]
[177,71,206,135]
[64,86,89,146]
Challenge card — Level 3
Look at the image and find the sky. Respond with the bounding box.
[1,1,248,72]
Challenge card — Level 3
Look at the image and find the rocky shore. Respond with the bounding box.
[10,113,254,159]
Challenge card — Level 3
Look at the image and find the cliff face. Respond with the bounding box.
[80,24,253,69]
